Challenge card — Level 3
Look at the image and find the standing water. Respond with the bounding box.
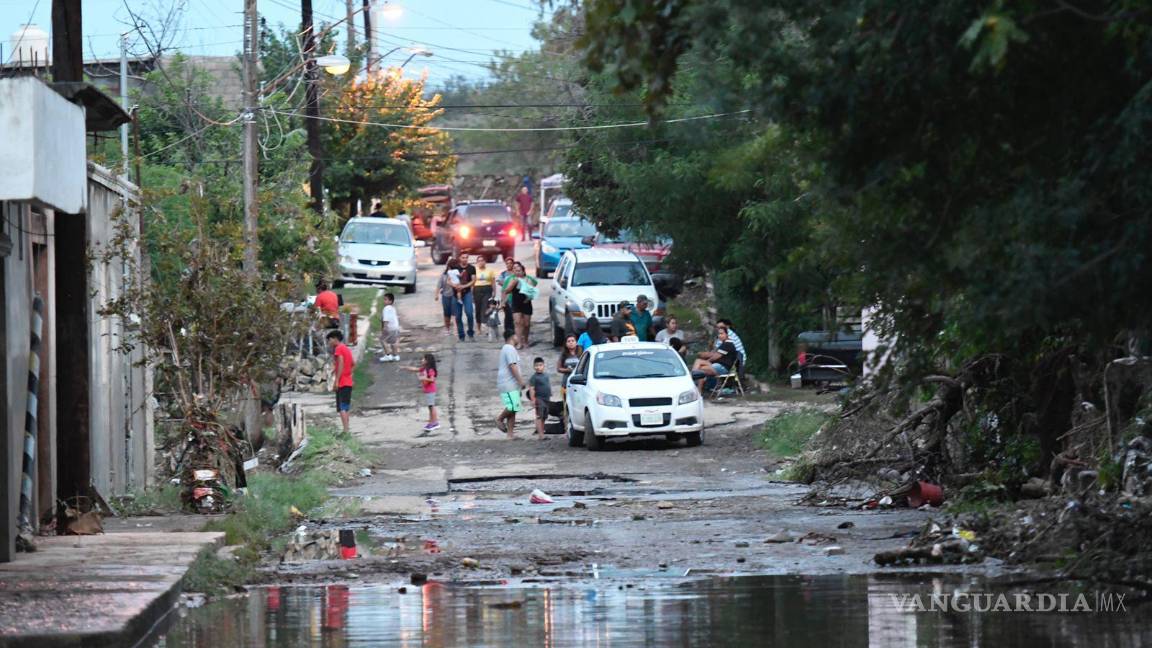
[153,574,1147,647]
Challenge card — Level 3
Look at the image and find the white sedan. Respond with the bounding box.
[565,342,704,450]
[335,217,419,293]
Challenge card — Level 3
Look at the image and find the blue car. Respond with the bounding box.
[533,217,598,277]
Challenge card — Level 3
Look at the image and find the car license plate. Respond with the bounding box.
[483,239,496,247]
[640,412,663,426]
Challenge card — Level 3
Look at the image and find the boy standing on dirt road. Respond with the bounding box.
[495,330,527,439]
[327,330,354,435]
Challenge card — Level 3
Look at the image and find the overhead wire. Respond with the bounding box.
[264,108,751,133]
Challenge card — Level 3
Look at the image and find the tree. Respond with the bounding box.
[322,70,456,216]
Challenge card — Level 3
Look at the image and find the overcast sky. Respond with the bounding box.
[1,0,547,85]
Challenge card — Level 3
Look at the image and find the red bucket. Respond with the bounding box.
[907,481,944,508]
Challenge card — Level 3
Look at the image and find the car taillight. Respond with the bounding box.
[459,224,472,238]
[508,227,519,239]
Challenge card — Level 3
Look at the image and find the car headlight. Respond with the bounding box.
[596,392,623,407]
[678,389,700,405]
[340,255,356,266]
[582,298,596,314]
[541,242,558,254]
[393,257,414,268]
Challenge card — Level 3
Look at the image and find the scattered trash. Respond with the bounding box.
[398,587,408,594]
[410,573,428,585]
[290,505,306,521]
[339,529,357,559]
[736,557,746,563]
[905,481,944,508]
[734,541,750,548]
[504,517,521,524]
[824,546,845,556]
[837,521,855,529]
[573,501,588,509]
[529,489,554,504]
[764,531,794,543]
[878,496,894,508]
[632,514,646,521]
[796,532,837,545]
[281,529,343,562]
[358,468,373,478]
[423,539,441,554]
[242,457,259,472]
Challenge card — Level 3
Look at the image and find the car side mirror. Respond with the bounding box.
[581,236,596,246]
[569,375,586,385]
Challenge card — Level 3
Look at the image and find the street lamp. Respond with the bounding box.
[362,46,433,77]
[316,54,351,76]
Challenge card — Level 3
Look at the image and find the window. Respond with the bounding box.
[574,353,590,377]
[592,349,686,379]
[571,261,649,287]
[544,219,597,238]
[340,222,412,246]
[462,206,512,222]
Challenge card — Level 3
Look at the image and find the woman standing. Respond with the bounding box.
[557,334,581,383]
[473,256,497,336]
[438,259,459,335]
[503,261,538,349]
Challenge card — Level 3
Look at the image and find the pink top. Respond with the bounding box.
[420,367,437,393]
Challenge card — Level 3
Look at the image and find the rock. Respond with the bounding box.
[461,557,480,569]
[824,546,845,556]
[504,517,521,524]
[1020,477,1049,499]
[877,468,903,482]
[734,541,750,548]
[764,531,793,543]
[632,514,646,521]
[837,521,855,529]
[736,557,746,563]
[410,573,428,585]
[398,587,408,594]
[656,501,674,510]
[573,501,588,509]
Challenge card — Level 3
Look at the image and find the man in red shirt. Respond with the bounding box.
[315,279,340,327]
[326,330,355,435]
[514,186,533,241]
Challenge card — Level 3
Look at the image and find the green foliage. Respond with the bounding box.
[111,484,184,517]
[760,409,833,457]
[184,548,254,595]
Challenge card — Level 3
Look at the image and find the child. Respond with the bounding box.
[527,357,552,440]
[447,266,464,306]
[403,354,440,431]
[486,298,501,341]
[326,330,354,435]
[379,292,401,362]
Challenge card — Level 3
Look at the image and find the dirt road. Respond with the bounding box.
[275,240,969,584]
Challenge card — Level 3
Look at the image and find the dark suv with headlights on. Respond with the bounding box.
[430,201,519,264]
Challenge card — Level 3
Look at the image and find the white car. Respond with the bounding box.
[335,217,419,293]
[548,248,664,346]
[565,342,704,450]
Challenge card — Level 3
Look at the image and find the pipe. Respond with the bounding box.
[17,294,43,550]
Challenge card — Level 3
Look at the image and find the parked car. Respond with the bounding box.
[565,341,704,450]
[591,229,682,298]
[533,216,597,278]
[412,184,452,242]
[430,200,519,264]
[335,217,419,293]
[544,197,573,225]
[548,248,664,346]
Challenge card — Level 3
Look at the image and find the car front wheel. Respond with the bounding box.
[685,428,704,447]
[404,282,416,294]
[584,411,603,451]
[566,405,582,447]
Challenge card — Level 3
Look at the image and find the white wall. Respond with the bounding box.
[0,78,86,214]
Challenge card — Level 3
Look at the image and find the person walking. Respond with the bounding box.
[326,330,354,435]
[379,292,402,361]
[403,354,440,431]
[503,261,538,349]
[454,253,477,342]
[438,259,459,335]
[514,185,533,241]
[498,256,516,337]
[495,330,527,438]
[473,256,497,337]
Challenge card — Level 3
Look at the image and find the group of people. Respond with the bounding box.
[437,255,539,348]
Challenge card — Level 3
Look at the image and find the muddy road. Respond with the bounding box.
[275,240,956,585]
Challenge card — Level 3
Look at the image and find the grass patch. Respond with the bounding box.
[760,408,832,458]
[338,286,381,317]
[111,483,184,516]
[352,354,375,402]
[184,548,254,594]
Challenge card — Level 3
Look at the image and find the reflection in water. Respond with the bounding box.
[154,575,1149,647]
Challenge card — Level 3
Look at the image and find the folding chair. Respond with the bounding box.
[710,356,746,399]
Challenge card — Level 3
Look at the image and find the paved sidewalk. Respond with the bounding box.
[0,530,223,647]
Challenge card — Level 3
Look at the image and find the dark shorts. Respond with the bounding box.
[441,295,455,317]
[535,398,549,420]
[336,386,352,412]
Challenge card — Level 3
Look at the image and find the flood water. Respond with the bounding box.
[153,574,1148,647]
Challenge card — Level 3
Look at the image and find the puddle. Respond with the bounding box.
[152,574,1148,646]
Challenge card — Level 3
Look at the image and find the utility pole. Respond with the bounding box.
[119,34,130,178]
[242,0,260,274]
[302,0,324,216]
[345,0,356,57]
[362,0,373,73]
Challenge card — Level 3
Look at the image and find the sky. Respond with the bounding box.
[1,0,547,85]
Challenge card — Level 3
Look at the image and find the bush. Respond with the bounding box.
[761,409,832,458]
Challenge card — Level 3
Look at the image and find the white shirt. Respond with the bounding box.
[655,328,681,344]
[381,304,400,331]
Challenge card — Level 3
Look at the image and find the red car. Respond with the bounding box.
[412,184,452,242]
[591,229,682,297]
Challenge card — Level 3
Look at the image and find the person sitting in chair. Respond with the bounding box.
[691,328,739,393]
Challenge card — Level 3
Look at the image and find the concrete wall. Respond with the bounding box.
[0,78,87,213]
[2,202,35,559]
[87,164,152,494]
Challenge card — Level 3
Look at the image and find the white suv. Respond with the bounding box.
[565,342,704,450]
[548,248,663,346]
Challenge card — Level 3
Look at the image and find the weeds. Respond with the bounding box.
[111,484,184,516]
[761,409,832,458]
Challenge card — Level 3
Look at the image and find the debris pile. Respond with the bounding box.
[280,354,333,394]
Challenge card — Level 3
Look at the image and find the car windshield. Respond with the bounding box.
[550,202,572,219]
[341,222,411,246]
[572,261,649,287]
[462,206,512,223]
[599,229,672,247]
[544,220,597,238]
[593,349,686,379]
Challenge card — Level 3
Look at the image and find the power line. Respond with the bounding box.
[265,108,751,132]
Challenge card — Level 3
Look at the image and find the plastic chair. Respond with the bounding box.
[710,356,746,399]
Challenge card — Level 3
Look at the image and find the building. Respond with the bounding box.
[0,76,152,561]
